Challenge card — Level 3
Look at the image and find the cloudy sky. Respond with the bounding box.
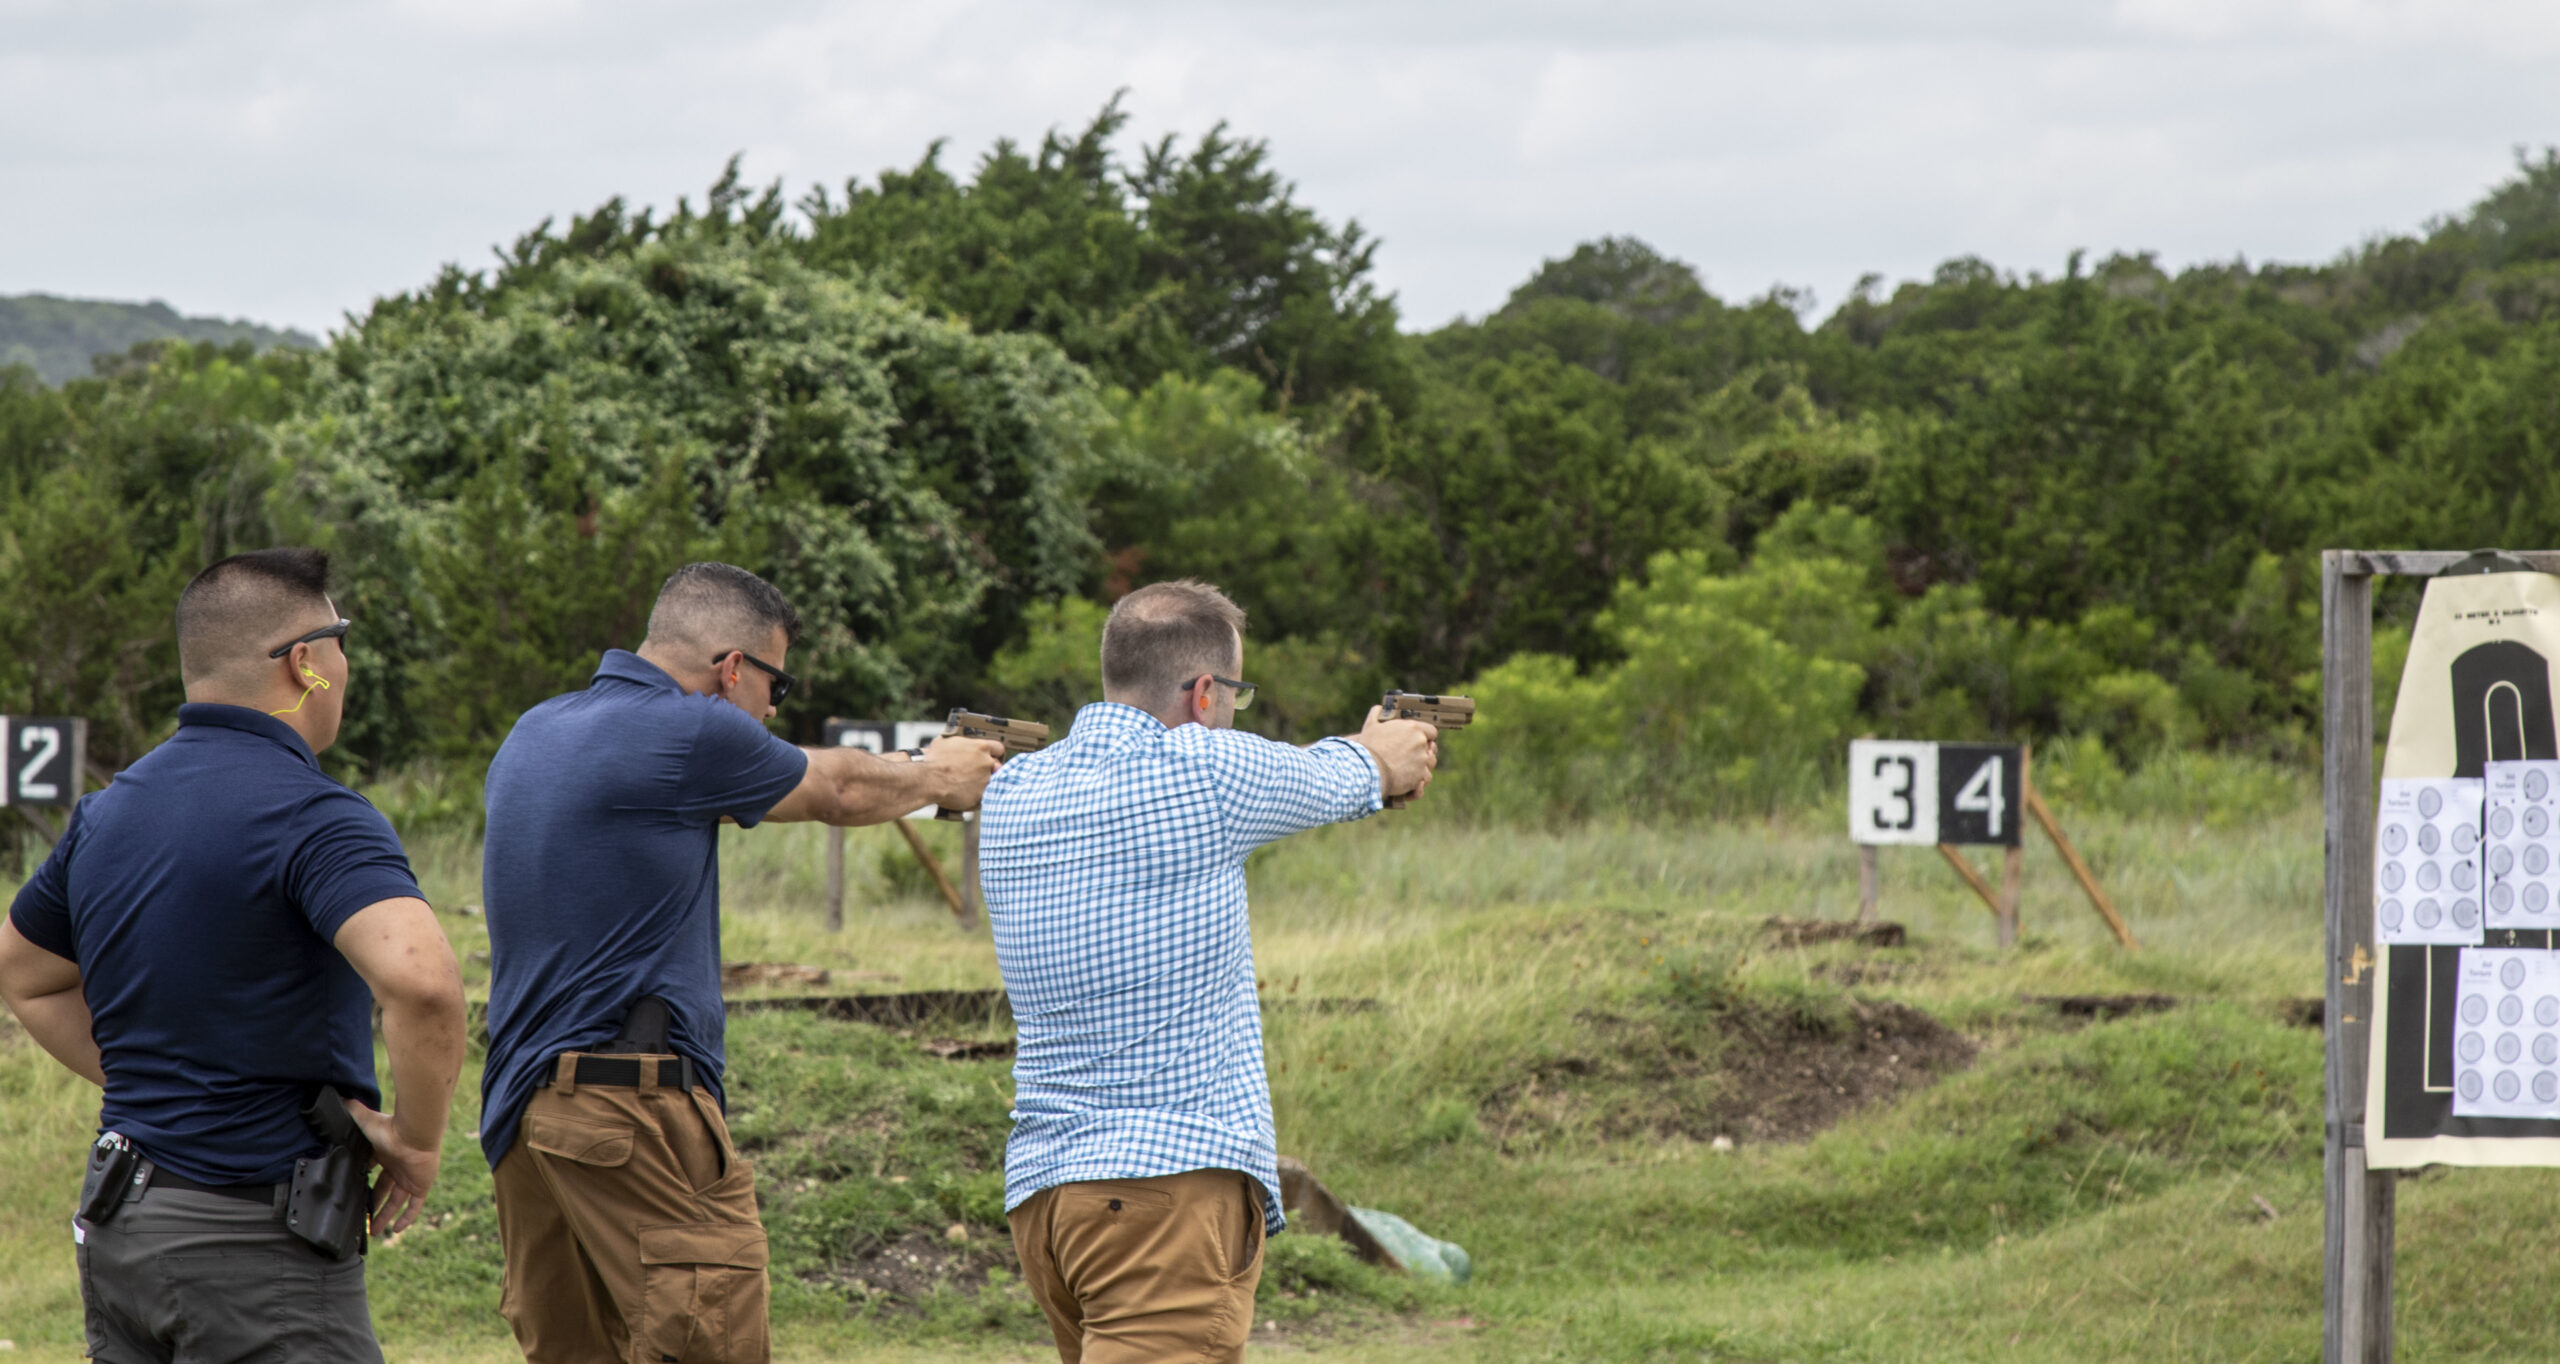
[4,0,2553,337]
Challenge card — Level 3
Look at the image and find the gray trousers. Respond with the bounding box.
[77,1181,383,1364]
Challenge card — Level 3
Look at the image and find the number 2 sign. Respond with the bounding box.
[1848,740,2022,848]
[0,716,87,809]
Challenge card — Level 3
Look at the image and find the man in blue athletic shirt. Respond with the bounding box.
[479,561,1003,1364]
[0,548,468,1363]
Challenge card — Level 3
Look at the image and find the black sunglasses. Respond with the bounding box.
[268,619,352,659]
[1180,674,1257,711]
[717,650,797,705]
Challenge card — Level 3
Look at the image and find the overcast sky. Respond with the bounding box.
[4,0,2554,337]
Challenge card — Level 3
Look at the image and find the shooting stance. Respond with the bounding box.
[981,579,1439,1364]
[477,562,1003,1364]
[0,548,467,1363]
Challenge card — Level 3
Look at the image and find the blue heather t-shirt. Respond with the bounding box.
[7,705,421,1186]
[477,649,809,1168]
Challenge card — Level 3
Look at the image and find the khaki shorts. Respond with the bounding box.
[493,1055,769,1364]
[1007,1168,1268,1364]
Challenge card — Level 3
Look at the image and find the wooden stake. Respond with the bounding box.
[1998,844,2023,949]
[1937,844,2002,918]
[2025,786,2137,949]
[895,819,974,928]
[1857,844,1880,923]
[825,825,846,933]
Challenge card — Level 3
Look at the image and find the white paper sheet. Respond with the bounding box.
[2377,777,2486,945]
[2485,761,2560,931]
[2453,947,2560,1118]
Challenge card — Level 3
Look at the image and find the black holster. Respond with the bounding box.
[77,1132,142,1227]
[285,1086,374,1259]
[602,995,675,1054]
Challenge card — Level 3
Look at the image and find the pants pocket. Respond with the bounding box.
[1228,1187,1266,1285]
[636,1223,770,1364]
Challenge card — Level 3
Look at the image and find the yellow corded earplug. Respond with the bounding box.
[269,665,333,717]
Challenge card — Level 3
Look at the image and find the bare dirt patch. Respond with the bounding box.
[1711,997,1974,1143]
[817,1228,1020,1308]
[1762,916,1906,949]
[1484,995,1974,1149]
[2024,993,2178,1023]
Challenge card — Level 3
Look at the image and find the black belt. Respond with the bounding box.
[151,1168,282,1205]
[539,1054,699,1091]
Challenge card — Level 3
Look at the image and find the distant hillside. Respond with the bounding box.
[0,293,318,385]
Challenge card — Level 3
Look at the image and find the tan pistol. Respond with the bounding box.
[1378,691,1474,809]
[933,708,1051,821]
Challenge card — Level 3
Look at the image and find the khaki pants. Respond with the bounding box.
[1007,1169,1268,1364]
[493,1055,769,1364]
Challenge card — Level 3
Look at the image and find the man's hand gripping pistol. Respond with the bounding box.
[932,708,1050,820]
[1379,691,1474,809]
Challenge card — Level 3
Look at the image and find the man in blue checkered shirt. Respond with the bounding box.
[982,579,1439,1364]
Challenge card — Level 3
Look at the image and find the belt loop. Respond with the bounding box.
[554,1053,579,1097]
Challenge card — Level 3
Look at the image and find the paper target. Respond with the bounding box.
[2376,777,2487,945]
[2484,760,2560,930]
[2452,948,2560,1119]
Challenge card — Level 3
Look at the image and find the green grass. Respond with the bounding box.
[11,794,2560,1361]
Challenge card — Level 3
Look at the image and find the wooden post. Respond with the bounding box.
[1994,745,2027,948]
[961,812,982,925]
[824,826,846,933]
[67,719,87,809]
[895,819,975,929]
[1937,844,2002,918]
[1998,845,2023,949]
[2025,785,2137,948]
[2322,551,2392,1364]
[1856,845,1880,923]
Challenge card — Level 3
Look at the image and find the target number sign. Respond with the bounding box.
[821,718,948,820]
[0,716,85,809]
[1848,740,2024,848]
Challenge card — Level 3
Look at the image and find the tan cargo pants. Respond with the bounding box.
[1007,1168,1268,1364]
[493,1054,769,1364]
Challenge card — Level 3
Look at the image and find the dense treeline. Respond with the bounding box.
[4,102,2555,817]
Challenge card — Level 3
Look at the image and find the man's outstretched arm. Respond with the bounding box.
[1206,710,1439,856]
[763,735,1005,826]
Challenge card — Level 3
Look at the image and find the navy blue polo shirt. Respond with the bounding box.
[477,650,809,1168]
[6,705,420,1186]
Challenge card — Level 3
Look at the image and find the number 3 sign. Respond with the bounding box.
[1848,739,2023,848]
[0,716,87,809]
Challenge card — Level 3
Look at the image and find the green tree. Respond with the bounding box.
[289,188,1105,764]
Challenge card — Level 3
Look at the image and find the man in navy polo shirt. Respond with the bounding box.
[480,561,1003,1364]
[0,547,468,1363]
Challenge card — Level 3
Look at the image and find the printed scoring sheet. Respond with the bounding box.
[2453,947,2560,1119]
[2377,778,2486,946]
[2485,761,2560,930]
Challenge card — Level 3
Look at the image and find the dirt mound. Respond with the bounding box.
[1712,997,1974,1143]
[1484,996,1973,1149]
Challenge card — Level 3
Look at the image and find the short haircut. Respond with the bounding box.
[175,547,335,686]
[1100,579,1246,703]
[644,562,803,656]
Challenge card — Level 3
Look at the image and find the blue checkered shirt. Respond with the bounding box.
[982,702,1382,1233]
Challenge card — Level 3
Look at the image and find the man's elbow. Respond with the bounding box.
[374,952,467,1023]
